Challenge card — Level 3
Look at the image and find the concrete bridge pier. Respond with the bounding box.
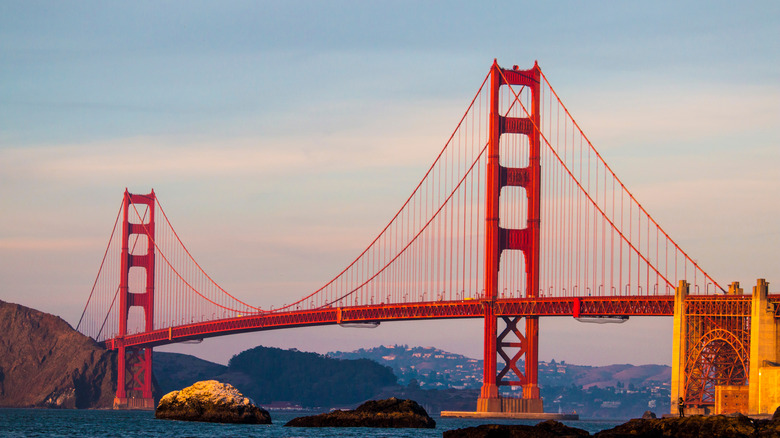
[749,279,779,415]
[670,280,688,417]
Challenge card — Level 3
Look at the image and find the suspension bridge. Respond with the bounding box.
[77,61,780,416]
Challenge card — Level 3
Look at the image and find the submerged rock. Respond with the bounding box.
[285,397,435,428]
[155,380,270,424]
[444,420,590,438]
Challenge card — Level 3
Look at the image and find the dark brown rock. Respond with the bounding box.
[641,410,657,419]
[285,397,436,428]
[0,300,117,408]
[594,414,757,438]
[155,380,271,424]
[444,420,590,438]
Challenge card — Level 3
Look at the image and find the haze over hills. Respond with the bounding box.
[328,345,671,416]
[328,345,670,391]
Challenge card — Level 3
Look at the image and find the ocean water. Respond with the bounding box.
[0,409,624,437]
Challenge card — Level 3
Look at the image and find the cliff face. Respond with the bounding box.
[0,300,117,408]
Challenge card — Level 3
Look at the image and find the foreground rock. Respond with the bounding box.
[595,414,780,438]
[155,380,271,424]
[0,300,117,408]
[445,414,780,438]
[444,420,589,438]
[285,397,435,428]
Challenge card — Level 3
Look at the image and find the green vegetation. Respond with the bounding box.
[227,346,397,408]
[154,352,227,395]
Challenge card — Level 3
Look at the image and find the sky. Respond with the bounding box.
[1,1,778,367]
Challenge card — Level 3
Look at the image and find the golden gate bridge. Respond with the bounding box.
[76,61,779,415]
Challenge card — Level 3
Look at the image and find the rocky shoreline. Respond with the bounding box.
[446,409,780,438]
[594,412,780,438]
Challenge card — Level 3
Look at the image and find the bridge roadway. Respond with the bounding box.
[106,295,780,350]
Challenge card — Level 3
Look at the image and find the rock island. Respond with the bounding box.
[155,380,271,424]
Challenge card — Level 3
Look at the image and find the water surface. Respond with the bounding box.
[0,409,624,437]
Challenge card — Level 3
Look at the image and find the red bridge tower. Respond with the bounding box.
[113,189,156,409]
[478,61,543,413]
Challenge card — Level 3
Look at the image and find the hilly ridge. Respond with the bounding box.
[329,345,670,391]
[0,300,117,408]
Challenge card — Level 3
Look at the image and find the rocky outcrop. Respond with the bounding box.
[641,410,657,419]
[446,415,780,438]
[444,420,590,438]
[594,414,780,438]
[285,397,436,428]
[0,300,117,408]
[155,380,271,424]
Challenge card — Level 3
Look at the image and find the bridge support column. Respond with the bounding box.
[523,316,540,400]
[113,189,156,410]
[670,280,688,416]
[749,279,779,415]
[477,303,501,412]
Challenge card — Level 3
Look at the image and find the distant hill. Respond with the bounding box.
[329,345,670,391]
[228,346,397,408]
[153,352,227,395]
[0,300,116,408]
[155,345,672,418]
[328,345,672,417]
[154,346,397,409]
[328,345,483,389]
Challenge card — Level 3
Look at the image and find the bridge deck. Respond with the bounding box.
[107,295,675,349]
[106,295,779,350]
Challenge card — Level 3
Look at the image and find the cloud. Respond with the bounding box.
[0,237,102,251]
[551,82,779,150]
[0,95,462,188]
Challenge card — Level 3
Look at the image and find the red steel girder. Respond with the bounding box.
[496,296,674,317]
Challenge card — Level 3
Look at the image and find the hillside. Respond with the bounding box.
[328,345,483,389]
[0,300,116,408]
[227,346,397,408]
[329,345,672,417]
[329,345,670,390]
[154,346,398,409]
[155,345,672,417]
[153,352,227,395]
